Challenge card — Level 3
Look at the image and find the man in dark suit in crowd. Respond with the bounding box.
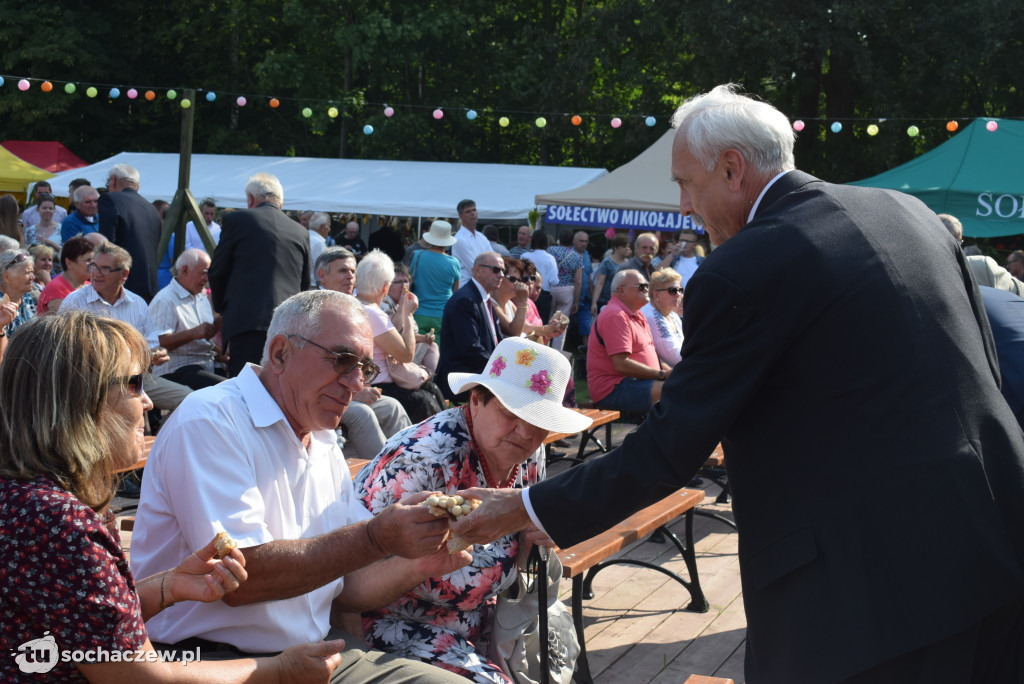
[435,251,504,401]
[454,84,1024,683]
[979,285,1024,431]
[209,172,310,377]
[98,163,162,300]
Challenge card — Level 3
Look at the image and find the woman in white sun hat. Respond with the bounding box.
[354,337,591,683]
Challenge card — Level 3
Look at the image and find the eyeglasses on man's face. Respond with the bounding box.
[287,335,380,383]
[627,282,650,292]
[477,264,506,276]
[87,262,124,275]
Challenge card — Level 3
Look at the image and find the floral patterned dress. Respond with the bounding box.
[354,405,545,683]
[0,476,147,682]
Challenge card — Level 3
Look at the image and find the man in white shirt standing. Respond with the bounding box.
[308,212,331,286]
[148,248,224,390]
[131,290,467,683]
[451,199,492,287]
[183,198,221,252]
[60,242,192,413]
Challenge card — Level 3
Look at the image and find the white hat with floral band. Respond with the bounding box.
[448,337,593,434]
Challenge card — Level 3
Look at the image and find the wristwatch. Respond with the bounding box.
[657,369,665,381]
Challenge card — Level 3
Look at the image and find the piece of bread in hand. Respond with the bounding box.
[213,531,238,559]
[424,493,480,553]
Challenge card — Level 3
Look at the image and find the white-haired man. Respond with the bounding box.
[149,248,224,391]
[209,172,310,377]
[455,83,1024,682]
[316,246,412,460]
[60,185,101,243]
[308,212,332,286]
[98,163,163,301]
[131,290,467,683]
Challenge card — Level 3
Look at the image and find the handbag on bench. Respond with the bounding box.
[487,542,580,684]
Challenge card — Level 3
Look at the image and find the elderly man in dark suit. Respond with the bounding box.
[435,251,505,401]
[453,84,1024,683]
[98,163,163,300]
[209,172,310,377]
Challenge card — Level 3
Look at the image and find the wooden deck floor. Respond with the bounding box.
[117,418,746,683]
[541,419,746,683]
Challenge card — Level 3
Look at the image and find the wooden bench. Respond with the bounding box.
[684,676,735,684]
[543,408,620,466]
[551,488,709,683]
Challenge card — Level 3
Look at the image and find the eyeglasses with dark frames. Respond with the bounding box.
[655,287,684,295]
[627,282,650,292]
[287,335,380,383]
[478,264,506,276]
[87,262,125,275]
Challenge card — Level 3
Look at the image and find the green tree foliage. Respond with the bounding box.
[0,0,1021,184]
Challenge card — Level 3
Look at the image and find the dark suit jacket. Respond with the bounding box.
[530,171,1024,682]
[208,202,310,342]
[435,281,500,400]
[98,188,162,299]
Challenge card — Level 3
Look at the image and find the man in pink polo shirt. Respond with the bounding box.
[586,268,671,411]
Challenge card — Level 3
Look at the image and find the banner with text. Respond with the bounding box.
[543,204,702,233]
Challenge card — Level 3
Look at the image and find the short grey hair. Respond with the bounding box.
[0,235,20,253]
[74,186,99,203]
[261,290,364,365]
[671,83,796,176]
[938,214,963,242]
[473,251,502,267]
[310,212,331,231]
[355,249,395,296]
[173,247,208,273]
[245,172,285,205]
[315,246,355,280]
[108,163,141,187]
[611,268,641,293]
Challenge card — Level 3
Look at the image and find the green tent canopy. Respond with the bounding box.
[849,118,1024,238]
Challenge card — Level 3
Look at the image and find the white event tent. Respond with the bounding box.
[45,152,608,219]
[536,129,700,233]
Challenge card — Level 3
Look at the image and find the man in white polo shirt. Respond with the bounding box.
[148,248,224,390]
[60,242,191,412]
[130,290,466,683]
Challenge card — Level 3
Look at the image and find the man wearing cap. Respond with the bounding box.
[408,220,461,339]
[436,251,505,402]
[353,337,590,680]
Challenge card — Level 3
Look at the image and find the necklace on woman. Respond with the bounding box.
[463,404,519,489]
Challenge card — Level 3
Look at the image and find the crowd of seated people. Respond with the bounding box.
[7,185,1023,684]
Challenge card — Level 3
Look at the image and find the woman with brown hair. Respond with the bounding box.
[0,311,343,682]
[0,193,23,246]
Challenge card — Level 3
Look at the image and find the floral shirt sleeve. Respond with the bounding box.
[353,407,544,683]
[1,476,147,683]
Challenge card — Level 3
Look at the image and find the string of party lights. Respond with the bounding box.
[0,74,1012,137]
